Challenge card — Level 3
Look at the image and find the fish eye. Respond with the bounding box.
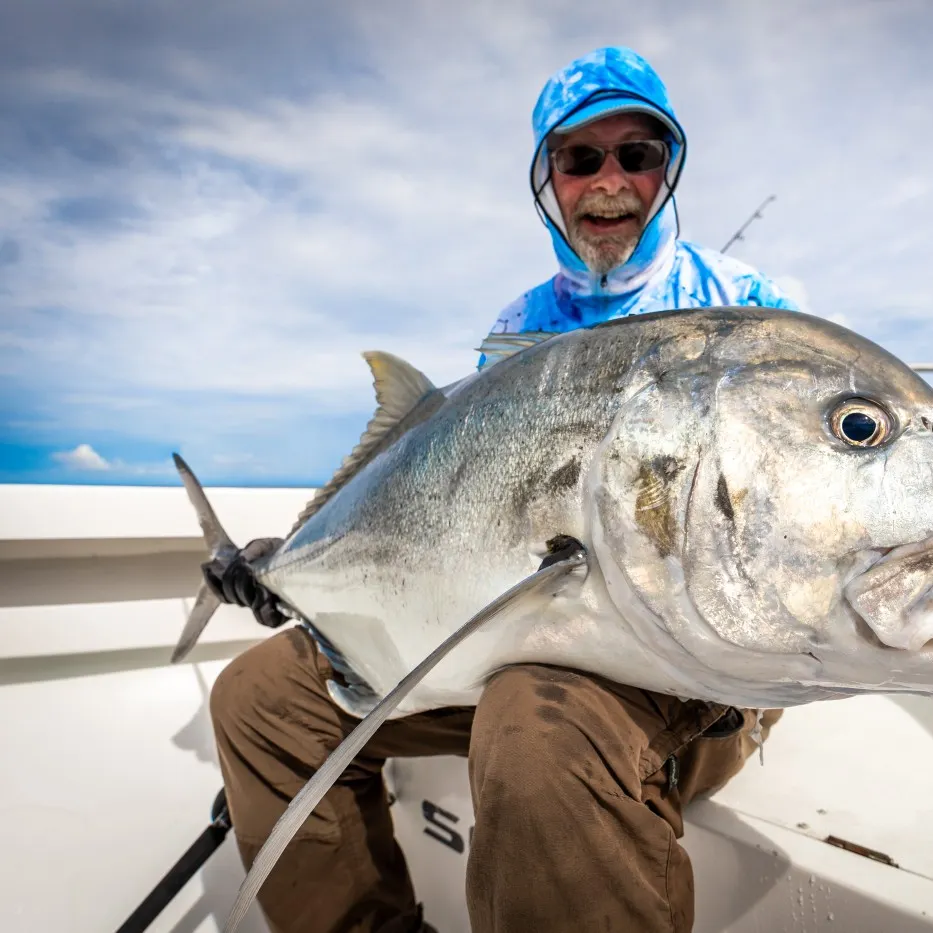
[829,398,893,448]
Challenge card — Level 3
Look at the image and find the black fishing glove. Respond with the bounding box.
[201,537,289,629]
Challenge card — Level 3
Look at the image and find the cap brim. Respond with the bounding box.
[553,98,682,143]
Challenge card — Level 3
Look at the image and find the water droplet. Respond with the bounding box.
[827,912,835,921]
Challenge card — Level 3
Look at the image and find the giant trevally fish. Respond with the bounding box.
[170,307,933,931]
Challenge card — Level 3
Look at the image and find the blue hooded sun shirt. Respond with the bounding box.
[478,47,798,363]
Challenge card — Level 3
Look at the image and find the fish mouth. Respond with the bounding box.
[844,536,933,652]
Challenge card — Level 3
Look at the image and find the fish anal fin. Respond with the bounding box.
[326,680,381,718]
[289,352,442,534]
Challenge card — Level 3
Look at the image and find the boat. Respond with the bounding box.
[3,403,933,931]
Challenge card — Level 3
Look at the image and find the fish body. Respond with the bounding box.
[241,307,933,718]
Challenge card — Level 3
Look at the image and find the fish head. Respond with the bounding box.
[588,308,933,707]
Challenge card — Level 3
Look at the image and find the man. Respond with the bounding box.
[207,47,795,933]
[483,49,795,343]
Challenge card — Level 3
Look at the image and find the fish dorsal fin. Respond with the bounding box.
[476,330,558,366]
[365,350,437,421]
[289,351,441,534]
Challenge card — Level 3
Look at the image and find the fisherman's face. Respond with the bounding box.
[549,113,668,275]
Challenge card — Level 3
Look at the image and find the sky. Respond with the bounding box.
[1,0,932,487]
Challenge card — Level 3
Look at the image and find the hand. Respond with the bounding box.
[201,537,290,629]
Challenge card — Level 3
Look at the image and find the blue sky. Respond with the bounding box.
[1,0,932,487]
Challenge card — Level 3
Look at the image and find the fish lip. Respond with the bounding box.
[839,544,893,589]
[842,537,933,652]
[838,546,898,652]
[844,601,904,652]
[842,604,933,654]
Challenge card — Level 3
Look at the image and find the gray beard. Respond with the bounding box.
[566,191,646,277]
[568,228,641,276]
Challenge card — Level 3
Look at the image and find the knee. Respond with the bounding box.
[209,652,251,743]
[208,636,279,743]
[469,665,620,803]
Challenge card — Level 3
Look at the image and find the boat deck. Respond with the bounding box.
[2,484,932,932]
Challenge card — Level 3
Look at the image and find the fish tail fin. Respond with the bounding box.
[173,452,237,557]
[171,581,222,664]
[170,453,239,663]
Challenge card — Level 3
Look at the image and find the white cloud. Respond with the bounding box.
[47,443,178,478]
[3,0,933,483]
[51,444,111,471]
[773,276,812,314]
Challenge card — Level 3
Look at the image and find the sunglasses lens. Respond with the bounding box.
[617,141,667,174]
[552,141,668,177]
[552,145,605,176]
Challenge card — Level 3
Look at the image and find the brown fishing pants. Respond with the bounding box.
[210,626,781,933]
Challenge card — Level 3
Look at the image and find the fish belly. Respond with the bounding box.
[263,555,675,719]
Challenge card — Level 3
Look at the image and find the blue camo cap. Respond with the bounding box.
[532,46,685,147]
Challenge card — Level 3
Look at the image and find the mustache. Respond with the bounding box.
[572,193,645,225]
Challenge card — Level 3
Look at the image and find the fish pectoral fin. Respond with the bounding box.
[219,542,589,933]
[475,330,559,366]
[288,351,444,534]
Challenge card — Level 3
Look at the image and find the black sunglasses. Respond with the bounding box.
[550,140,669,177]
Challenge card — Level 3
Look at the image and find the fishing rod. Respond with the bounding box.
[113,790,231,933]
[721,194,777,254]
[719,199,932,374]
